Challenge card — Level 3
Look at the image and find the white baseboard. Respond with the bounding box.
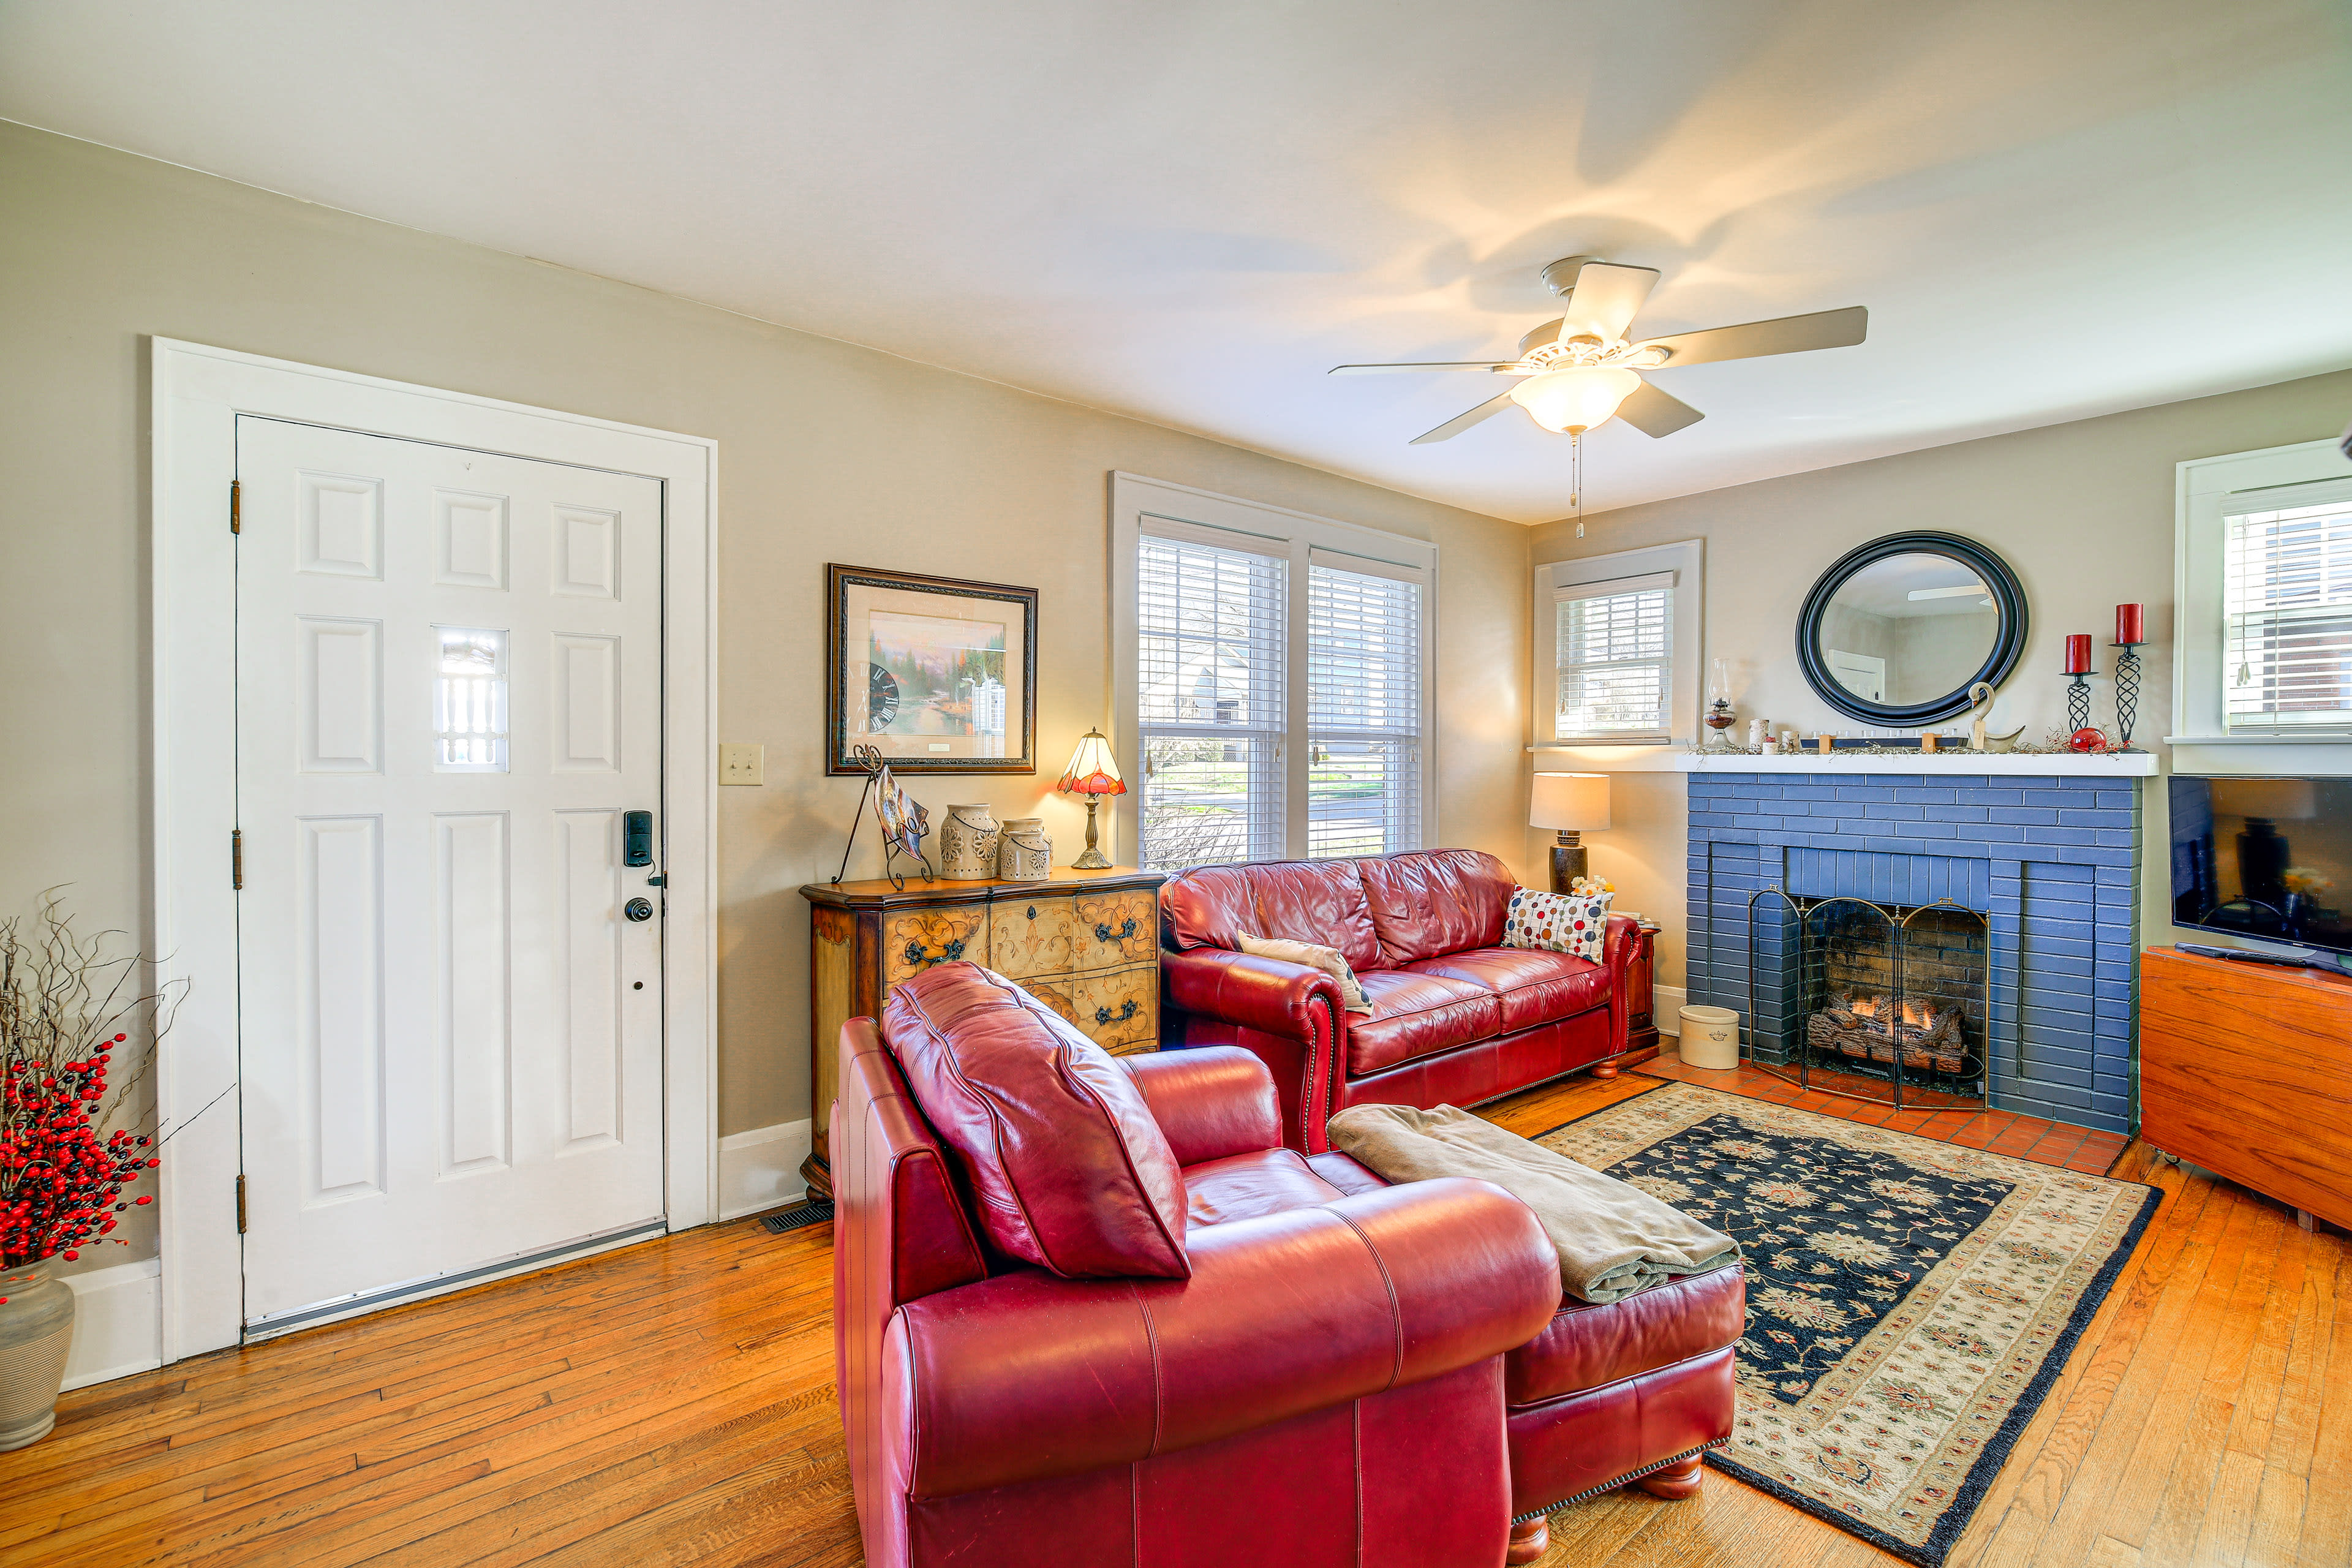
[1654,986,1689,1035]
[718,1118,813,1221]
[61,1257,164,1390]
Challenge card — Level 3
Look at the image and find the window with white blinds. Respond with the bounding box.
[1136,530,1287,870]
[1555,571,1676,742]
[1308,553,1423,859]
[1117,476,1436,874]
[2223,481,2352,731]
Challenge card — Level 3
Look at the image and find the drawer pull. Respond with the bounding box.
[1094,917,1139,944]
[1095,999,1140,1026]
[903,937,967,968]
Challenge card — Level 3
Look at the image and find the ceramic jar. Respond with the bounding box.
[939,803,1001,881]
[998,818,1051,882]
[0,1257,75,1451]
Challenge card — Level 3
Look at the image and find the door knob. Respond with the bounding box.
[624,897,655,922]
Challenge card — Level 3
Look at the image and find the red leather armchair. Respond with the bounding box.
[834,1015,1565,1568]
[1160,849,1647,1152]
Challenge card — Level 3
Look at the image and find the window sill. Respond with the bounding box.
[2162,733,2352,744]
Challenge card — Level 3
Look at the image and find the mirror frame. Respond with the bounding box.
[1795,530,2028,726]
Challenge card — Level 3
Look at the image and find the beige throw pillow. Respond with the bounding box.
[1235,933,1374,1014]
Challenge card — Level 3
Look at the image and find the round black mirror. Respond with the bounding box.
[1796,532,2027,726]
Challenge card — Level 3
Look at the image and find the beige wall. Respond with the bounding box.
[0,123,1531,1268]
[1526,366,2352,995]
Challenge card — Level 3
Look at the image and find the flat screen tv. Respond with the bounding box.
[2170,775,2352,957]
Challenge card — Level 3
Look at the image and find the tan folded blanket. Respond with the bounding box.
[1328,1103,1740,1303]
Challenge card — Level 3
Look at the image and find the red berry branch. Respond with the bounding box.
[1,895,181,1295]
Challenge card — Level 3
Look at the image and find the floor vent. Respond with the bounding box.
[760,1200,834,1235]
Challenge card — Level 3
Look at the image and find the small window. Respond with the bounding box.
[2223,491,2352,730]
[434,626,510,771]
[1555,575,1675,742]
[1534,542,1702,748]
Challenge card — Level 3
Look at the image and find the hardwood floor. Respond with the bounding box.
[4,1063,2345,1567]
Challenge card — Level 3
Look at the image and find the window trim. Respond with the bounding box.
[2171,437,2352,761]
[1533,540,1704,747]
[1109,472,1438,868]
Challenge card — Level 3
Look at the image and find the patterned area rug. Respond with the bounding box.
[1539,1083,2160,1566]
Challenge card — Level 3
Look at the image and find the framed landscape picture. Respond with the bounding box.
[826,564,1038,774]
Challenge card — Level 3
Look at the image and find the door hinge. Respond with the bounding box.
[230,479,242,535]
[235,1174,247,1234]
[231,829,244,891]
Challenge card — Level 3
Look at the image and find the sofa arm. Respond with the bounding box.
[1121,1046,1283,1166]
[1161,946,1344,1040]
[886,1177,1559,1499]
[1602,913,1640,1056]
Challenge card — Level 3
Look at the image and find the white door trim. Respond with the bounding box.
[150,337,718,1363]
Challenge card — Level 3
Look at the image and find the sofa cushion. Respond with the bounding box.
[885,962,1191,1280]
[1404,948,1611,1035]
[1161,860,1382,972]
[1182,1147,1348,1231]
[1359,849,1515,965]
[1345,969,1504,1077]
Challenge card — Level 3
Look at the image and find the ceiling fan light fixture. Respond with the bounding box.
[1509,366,1642,433]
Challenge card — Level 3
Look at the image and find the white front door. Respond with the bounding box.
[235,415,667,1332]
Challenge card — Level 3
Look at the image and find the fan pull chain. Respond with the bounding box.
[1572,429,1585,537]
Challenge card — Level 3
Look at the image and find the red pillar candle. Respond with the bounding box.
[2115,603,2145,645]
[2064,634,2093,674]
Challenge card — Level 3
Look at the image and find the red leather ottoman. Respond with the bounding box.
[1306,1153,1743,1562]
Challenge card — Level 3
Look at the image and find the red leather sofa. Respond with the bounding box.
[832,971,1569,1568]
[1159,848,1647,1152]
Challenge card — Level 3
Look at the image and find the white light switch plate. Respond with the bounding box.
[719,742,764,785]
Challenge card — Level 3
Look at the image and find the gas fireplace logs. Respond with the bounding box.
[1807,993,1969,1074]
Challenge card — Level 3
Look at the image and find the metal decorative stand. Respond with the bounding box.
[831,744,936,891]
[2110,640,2145,748]
[2065,672,2094,735]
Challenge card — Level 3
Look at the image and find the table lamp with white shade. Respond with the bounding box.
[1531,772,1610,893]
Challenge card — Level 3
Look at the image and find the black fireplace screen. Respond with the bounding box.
[1744,890,1989,1109]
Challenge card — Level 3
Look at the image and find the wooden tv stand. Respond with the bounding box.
[2140,945,2352,1232]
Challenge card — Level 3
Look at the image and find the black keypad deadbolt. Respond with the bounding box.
[624,810,655,867]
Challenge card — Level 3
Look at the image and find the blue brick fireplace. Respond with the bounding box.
[1684,769,2143,1133]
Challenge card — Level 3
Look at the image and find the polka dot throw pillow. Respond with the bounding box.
[1501,886,1611,962]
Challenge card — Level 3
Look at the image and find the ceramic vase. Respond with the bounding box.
[0,1257,75,1451]
[939,803,1001,881]
[998,818,1051,882]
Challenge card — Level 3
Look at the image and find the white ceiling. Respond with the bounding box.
[6,1,2350,522]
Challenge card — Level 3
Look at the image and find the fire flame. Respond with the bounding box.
[1846,994,1934,1027]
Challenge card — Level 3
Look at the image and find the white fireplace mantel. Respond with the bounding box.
[1526,746,2160,777]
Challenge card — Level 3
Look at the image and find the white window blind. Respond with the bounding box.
[2223,482,2352,731]
[1307,552,1423,859]
[1555,571,1675,742]
[1136,527,1287,870]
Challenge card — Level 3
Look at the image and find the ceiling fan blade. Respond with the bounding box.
[1559,262,1661,342]
[1615,380,1705,438]
[1329,361,1523,375]
[1409,393,1517,444]
[1634,305,1868,368]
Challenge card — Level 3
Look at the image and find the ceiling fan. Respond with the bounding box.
[1332,257,1868,444]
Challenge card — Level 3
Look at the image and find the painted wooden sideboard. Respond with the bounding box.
[797,865,1166,1198]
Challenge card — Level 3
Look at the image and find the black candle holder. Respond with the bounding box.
[2066,672,2093,734]
[2110,641,2145,749]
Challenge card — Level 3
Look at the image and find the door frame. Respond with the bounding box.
[151,337,719,1362]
